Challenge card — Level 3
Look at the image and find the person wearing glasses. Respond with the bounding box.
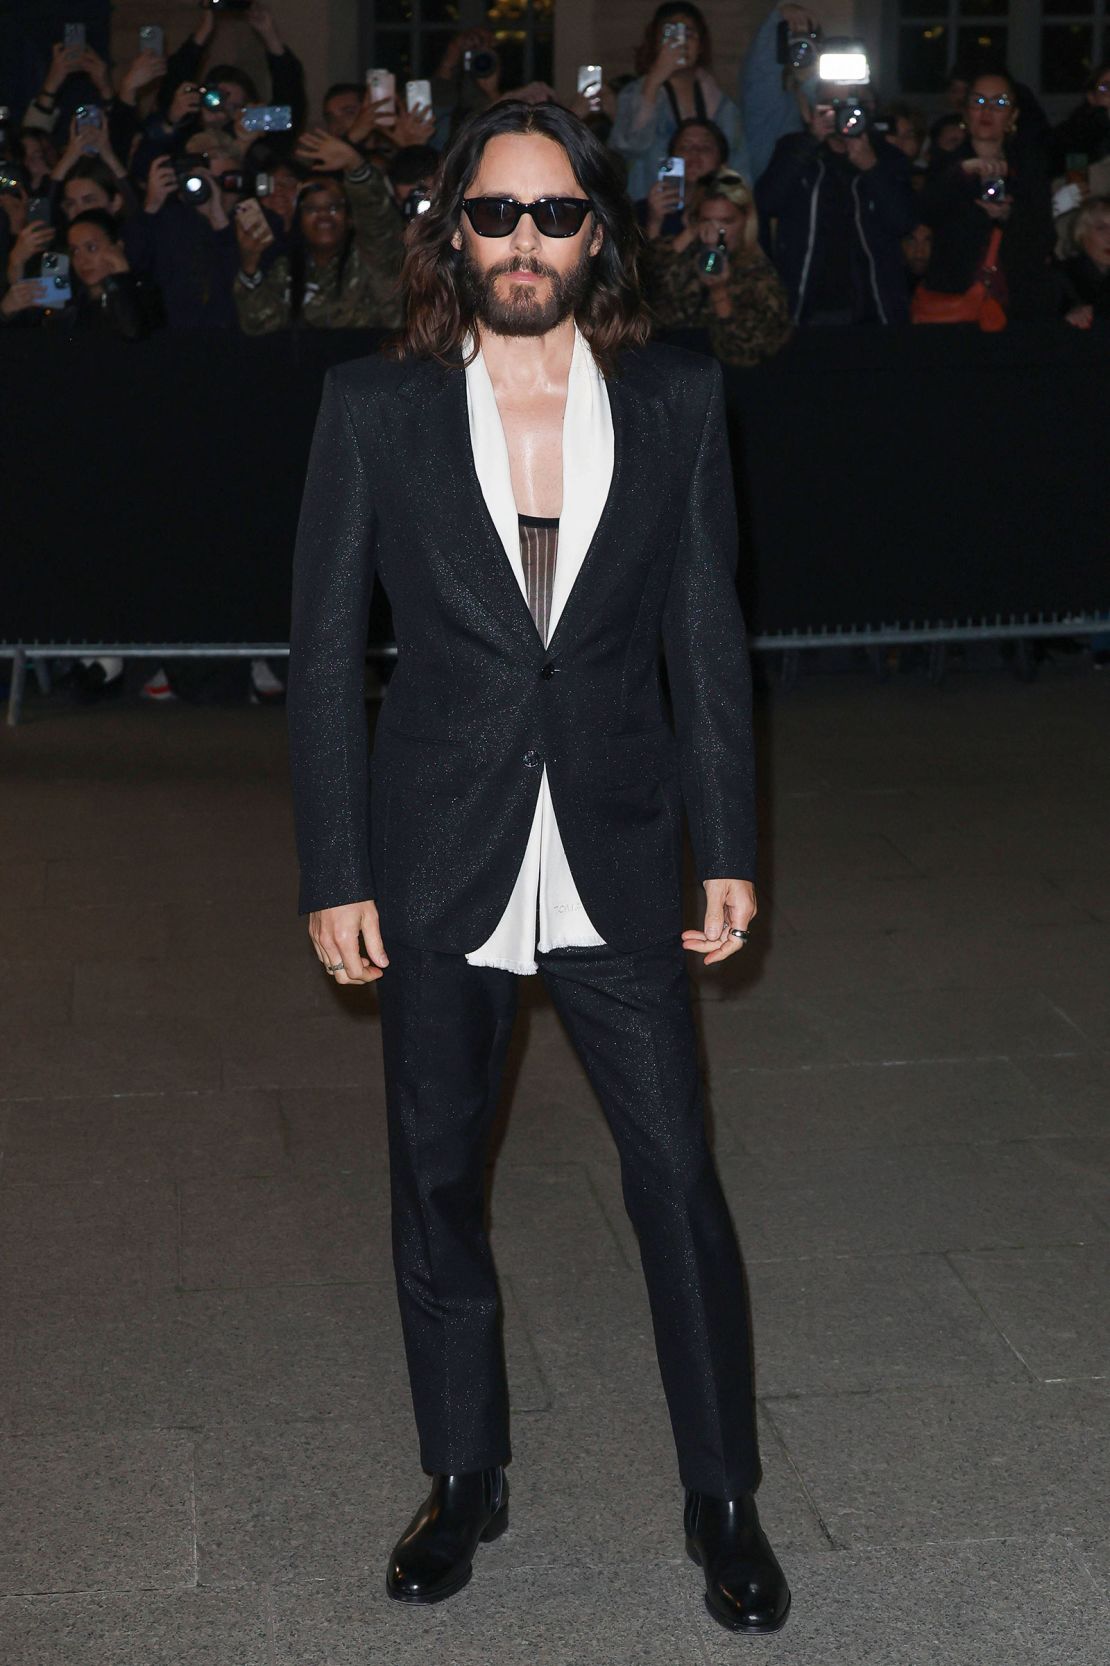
[287,100,789,1636]
[917,68,1055,321]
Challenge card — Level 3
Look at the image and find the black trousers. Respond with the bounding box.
[376,933,760,1498]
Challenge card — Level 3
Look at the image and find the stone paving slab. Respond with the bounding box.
[0,1430,196,1595]
[765,1380,1110,1547]
[0,1588,270,1666]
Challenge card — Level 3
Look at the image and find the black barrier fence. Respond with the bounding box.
[1,323,1108,664]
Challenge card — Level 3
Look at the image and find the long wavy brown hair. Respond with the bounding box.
[383,99,653,378]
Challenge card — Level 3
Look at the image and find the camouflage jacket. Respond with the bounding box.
[234,164,404,333]
[642,237,793,368]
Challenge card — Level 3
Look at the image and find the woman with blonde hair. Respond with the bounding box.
[610,4,749,203]
[643,167,792,365]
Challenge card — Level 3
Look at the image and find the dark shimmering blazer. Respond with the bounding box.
[287,338,756,953]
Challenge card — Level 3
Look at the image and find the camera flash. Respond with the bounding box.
[818,43,870,84]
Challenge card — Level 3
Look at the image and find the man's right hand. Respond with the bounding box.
[310,900,389,984]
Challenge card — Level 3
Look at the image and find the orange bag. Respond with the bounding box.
[911,229,1007,332]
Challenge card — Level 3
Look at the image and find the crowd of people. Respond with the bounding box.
[2,0,1108,361]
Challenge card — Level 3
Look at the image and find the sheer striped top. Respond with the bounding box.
[517,512,559,646]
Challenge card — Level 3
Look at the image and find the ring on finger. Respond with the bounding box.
[325,960,345,973]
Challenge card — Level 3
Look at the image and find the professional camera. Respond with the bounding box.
[776,22,822,74]
[402,184,434,221]
[463,47,498,79]
[174,156,212,205]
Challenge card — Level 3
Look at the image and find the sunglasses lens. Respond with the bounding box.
[535,200,586,236]
[468,198,516,235]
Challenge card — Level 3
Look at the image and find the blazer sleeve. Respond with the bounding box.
[287,368,379,915]
[661,360,757,882]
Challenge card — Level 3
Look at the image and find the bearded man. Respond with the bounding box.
[287,97,789,1637]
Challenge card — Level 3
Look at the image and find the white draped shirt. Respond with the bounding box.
[462,322,613,975]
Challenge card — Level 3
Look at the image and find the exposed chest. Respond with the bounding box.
[491,381,568,519]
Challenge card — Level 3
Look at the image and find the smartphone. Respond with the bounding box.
[30,253,71,305]
[138,24,165,56]
[405,79,432,113]
[240,105,293,133]
[207,0,252,10]
[75,104,103,131]
[657,154,686,211]
[235,197,273,243]
[199,85,226,111]
[27,196,53,226]
[254,171,274,198]
[661,21,687,48]
[64,22,86,59]
[366,68,396,125]
[577,64,603,107]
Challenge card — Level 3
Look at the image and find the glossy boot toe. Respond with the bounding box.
[386,1467,508,1604]
[684,1489,790,1634]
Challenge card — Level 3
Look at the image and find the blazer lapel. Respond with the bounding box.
[394,339,660,659]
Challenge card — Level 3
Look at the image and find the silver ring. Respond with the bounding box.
[325,961,345,973]
[728,928,750,942]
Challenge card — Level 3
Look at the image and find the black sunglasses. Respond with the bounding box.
[461,196,594,238]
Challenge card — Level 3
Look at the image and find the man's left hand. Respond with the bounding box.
[682,878,757,965]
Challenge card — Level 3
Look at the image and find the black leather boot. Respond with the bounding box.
[684,1489,790,1634]
[386,1467,509,1603]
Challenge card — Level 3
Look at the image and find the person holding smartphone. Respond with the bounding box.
[233,128,404,331]
[644,167,793,366]
[611,3,750,203]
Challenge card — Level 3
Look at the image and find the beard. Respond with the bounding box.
[457,236,596,337]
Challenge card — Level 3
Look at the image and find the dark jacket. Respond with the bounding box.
[124,198,240,330]
[755,132,917,324]
[287,342,756,952]
[919,136,1055,319]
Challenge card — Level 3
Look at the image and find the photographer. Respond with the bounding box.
[611,4,750,203]
[756,80,917,325]
[160,2,307,134]
[644,167,792,366]
[47,109,134,216]
[740,2,821,185]
[916,70,1055,323]
[124,135,244,329]
[639,116,730,241]
[233,132,404,332]
[386,145,441,212]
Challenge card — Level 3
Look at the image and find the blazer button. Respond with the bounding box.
[522,749,542,769]
[540,661,556,679]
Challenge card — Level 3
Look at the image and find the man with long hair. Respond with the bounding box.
[287,98,789,1636]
